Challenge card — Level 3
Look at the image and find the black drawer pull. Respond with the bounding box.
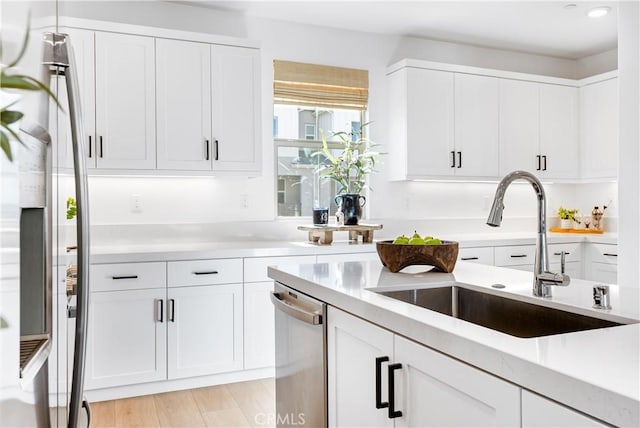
[169,299,175,322]
[450,151,456,168]
[510,254,528,258]
[553,252,571,256]
[461,257,479,261]
[193,271,219,275]
[457,151,462,168]
[112,275,138,280]
[388,363,402,419]
[603,253,618,257]
[536,155,541,171]
[375,357,389,409]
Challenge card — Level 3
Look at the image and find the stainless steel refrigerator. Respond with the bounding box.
[0,30,91,428]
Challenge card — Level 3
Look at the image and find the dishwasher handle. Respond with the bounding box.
[270,292,323,325]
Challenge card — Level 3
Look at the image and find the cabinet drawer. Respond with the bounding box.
[590,244,618,265]
[91,262,166,292]
[244,255,316,283]
[168,258,242,287]
[494,245,536,266]
[548,243,582,264]
[457,247,494,265]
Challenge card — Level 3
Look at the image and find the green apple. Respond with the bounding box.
[393,235,410,244]
[423,235,433,241]
[408,232,426,245]
[425,238,442,245]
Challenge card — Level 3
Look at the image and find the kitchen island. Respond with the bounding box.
[268,260,639,427]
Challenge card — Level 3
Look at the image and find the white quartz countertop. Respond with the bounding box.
[268,260,639,427]
[82,232,617,264]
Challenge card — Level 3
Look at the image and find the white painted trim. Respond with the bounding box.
[386,59,609,87]
[34,16,259,49]
[85,367,274,402]
[576,70,618,87]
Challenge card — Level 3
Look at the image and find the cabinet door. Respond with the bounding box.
[156,39,212,170]
[53,28,95,170]
[580,78,618,179]
[405,68,455,177]
[500,79,540,175]
[522,390,607,427]
[539,84,578,179]
[244,281,275,369]
[167,284,243,379]
[327,307,394,428]
[458,247,494,265]
[211,45,261,174]
[85,289,167,389]
[454,73,499,177]
[394,335,520,427]
[95,32,156,169]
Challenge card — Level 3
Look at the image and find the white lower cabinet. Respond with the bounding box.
[86,288,167,389]
[328,307,520,427]
[521,390,607,427]
[167,284,243,379]
[457,247,494,265]
[243,281,275,369]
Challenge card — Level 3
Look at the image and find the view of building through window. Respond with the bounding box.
[274,105,363,217]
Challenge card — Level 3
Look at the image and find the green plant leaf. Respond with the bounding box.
[1,121,24,144]
[1,73,61,108]
[0,132,13,162]
[0,110,23,125]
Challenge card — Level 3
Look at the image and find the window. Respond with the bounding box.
[273,60,369,218]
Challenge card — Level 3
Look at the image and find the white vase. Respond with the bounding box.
[560,219,573,229]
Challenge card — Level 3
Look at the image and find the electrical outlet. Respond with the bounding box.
[240,194,249,209]
[130,194,143,213]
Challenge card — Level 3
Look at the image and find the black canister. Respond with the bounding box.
[334,194,366,225]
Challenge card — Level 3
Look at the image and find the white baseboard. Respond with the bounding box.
[84,367,274,402]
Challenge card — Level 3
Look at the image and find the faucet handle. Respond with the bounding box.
[537,271,571,286]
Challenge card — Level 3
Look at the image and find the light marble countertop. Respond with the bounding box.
[80,231,618,264]
[268,260,639,427]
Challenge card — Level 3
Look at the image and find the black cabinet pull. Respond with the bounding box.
[99,136,104,158]
[388,363,402,419]
[450,151,455,168]
[156,299,163,323]
[542,155,547,171]
[603,253,618,257]
[375,357,389,409]
[112,275,138,280]
[169,299,175,322]
[214,140,219,161]
[536,155,541,171]
[193,271,219,275]
[88,135,92,158]
[205,139,210,161]
[461,256,479,261]
[510,254,528,258]
[553,252,571,256]
[457,151,462,168]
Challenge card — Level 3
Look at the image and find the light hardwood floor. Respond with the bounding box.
[91,378,275,428]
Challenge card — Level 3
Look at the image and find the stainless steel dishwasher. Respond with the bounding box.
[271,282,327,428]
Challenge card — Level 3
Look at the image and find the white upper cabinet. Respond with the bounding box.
[388,67,454,179]
[499,79,540,175]
[156,39,212,171]
[211,45,261,174]
[580,77,618,180]
[95,32,156,169]
[454,73,500,177]
[539,84,578,179]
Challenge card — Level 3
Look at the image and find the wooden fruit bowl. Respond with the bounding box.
[376,240,459,273]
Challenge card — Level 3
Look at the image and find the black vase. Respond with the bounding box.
[335,193,366,225]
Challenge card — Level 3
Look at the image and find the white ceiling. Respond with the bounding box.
[184,0,618,59]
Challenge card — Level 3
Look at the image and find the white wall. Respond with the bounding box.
[50,2,620,240]
[617,1,640,287]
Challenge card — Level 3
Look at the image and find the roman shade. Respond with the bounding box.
[273,60,369,110]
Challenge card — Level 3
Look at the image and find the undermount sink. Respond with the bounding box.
[377,285,626,338]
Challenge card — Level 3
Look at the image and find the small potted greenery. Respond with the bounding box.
[557,206,580,229]
[315,123,380,225]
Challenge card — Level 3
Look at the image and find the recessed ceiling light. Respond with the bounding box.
[588,6,611,18]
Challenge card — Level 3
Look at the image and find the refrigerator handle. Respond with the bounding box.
[44,32,91,428]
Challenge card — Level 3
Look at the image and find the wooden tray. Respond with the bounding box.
[549,228,604,234]
[298,224,382,245]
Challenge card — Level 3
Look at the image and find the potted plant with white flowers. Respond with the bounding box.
[314,123,381,225]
